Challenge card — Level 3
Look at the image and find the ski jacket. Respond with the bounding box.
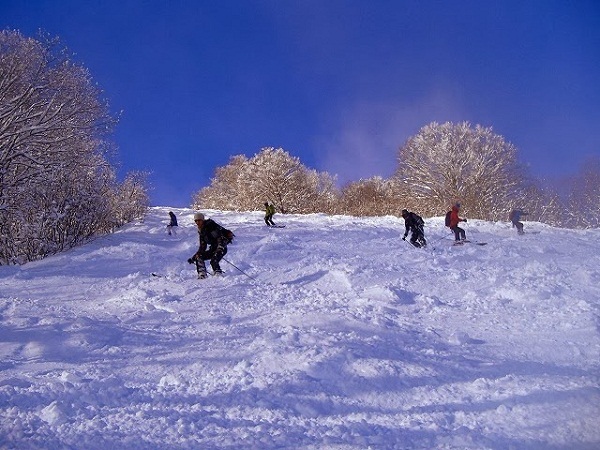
[196,219,228,254]
[265,204,276,216]
[168,212,178,227]
[449,205,463,229]
[403,212,424,234]
[509,210,527,224]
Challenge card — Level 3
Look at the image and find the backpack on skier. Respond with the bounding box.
[210,220,235,244]
[413,213,425,228]
[445,211,452,228]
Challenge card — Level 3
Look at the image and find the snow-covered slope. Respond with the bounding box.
[1,207,599,449]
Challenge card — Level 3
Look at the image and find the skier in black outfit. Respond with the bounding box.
[188,212,233,279]
[166,211,178,235]
[401,209,427,248]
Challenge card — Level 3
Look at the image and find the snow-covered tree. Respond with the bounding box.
[192,147,338,214]
[192,154,254,211]
[338,176,406,216]
[110,171,151,227]
[0,30,148,264]
[395,122,526,220]
[566,157,600,228]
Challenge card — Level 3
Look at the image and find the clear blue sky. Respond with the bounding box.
[2,0,599,207]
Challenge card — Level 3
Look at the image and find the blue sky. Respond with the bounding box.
[2,1,599,207]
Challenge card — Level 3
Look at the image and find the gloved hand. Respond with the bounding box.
[463,218,468,223]
[187,257,195,264]
[402,235,407,241]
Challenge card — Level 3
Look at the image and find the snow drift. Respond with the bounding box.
[1,207,599,449]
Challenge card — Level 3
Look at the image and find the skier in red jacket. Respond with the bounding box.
[449,203,467,242]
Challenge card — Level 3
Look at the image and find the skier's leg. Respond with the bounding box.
[210,242,228,274]
[416,229,427,246]
[410,232,421,247]
[452,227,460,241]
[195,258,208,279]
[517,222,524,234]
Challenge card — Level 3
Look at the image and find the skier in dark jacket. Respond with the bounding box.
[509,209,528,234]
[166,211,178,236]
[264,202,276,227]
[188,212,233,279]
[401,209,427,248]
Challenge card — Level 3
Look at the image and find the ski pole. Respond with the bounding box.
[430,232,453,245]
[428,231,454,250]
[222,257,257,281]
[401,236,417,249]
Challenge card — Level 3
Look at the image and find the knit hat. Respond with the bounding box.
[193,212,205,221]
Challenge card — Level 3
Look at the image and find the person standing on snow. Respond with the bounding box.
[188,212,234,279]
[264,202,276,227]
[401,209,427,248]
[166,211,178,236]
[449,203,468,243]
[509,209,528,235]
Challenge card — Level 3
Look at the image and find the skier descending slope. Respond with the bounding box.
[509,209,528,234]
[264,202,285,228]
[166,211,178,236]
[264,202,276,227]
[448,203,468,244]
[188,212,234,279]
[401,209,427,247]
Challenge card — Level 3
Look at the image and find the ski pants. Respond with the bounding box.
[195,242,228,275]
[451,226,466,241]
[410,227,426,247]
[264,214,275,226]
[512,221,524,234]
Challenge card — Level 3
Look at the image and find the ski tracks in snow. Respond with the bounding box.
[1,209,599,448]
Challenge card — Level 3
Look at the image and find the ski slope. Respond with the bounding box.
[1,207,599,449]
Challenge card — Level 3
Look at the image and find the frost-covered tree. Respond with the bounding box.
[192,154,255,211]
[495,177,562,228]
[192,147,338,214]
[338,176,407,216]
[566,157,600,228]
[0,30,148,264]
[241,147,338,213]
[395,122,526,220]
[110,170,151,226]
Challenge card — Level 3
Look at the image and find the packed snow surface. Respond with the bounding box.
[1,207,599,449]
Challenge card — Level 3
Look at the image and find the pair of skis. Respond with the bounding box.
[452,240,487,246]
[151,271,225,279]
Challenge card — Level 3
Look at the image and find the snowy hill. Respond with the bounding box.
[1,207,599,449]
